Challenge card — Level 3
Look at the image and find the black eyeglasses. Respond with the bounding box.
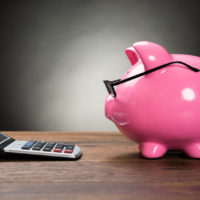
[104,61,200,98]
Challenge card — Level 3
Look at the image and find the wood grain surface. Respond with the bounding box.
[0,131,200,200]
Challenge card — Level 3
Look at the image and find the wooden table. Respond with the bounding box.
[1,132,200,200]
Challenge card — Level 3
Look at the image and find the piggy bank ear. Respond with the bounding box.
[125,47,139,65]
[133,41,172,70]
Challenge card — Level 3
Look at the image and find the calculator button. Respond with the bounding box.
[53,148,62,153]
[32,141,46,151]
[64,149,72,153]
[43,142,56,152]
[53,143,64,153]
[22,140,37,150]
[64,144,75,154]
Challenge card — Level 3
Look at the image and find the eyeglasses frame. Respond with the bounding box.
[104,61,200,98]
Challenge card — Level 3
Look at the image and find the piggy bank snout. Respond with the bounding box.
[105,95,115,121]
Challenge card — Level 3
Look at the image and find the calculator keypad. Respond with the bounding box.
[21,141,75,153]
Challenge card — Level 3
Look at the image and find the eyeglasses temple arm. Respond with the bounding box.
[112,61,200,86]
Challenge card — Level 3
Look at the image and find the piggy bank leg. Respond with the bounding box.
[141,142,167,158]
[184,143,200,158]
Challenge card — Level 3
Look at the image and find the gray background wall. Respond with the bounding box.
[1,0,200,131]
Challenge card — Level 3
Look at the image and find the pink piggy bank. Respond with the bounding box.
[104,41,200,158]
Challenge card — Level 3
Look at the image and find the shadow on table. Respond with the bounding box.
[0,152,82,162]
[111,150,200,160]
[108,150,200,170]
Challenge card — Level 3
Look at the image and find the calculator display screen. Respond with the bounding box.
[0,132,9,143]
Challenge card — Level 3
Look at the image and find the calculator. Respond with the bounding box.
[0,132,82,159]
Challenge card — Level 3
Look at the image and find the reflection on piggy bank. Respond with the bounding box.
[104,41,200,158]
